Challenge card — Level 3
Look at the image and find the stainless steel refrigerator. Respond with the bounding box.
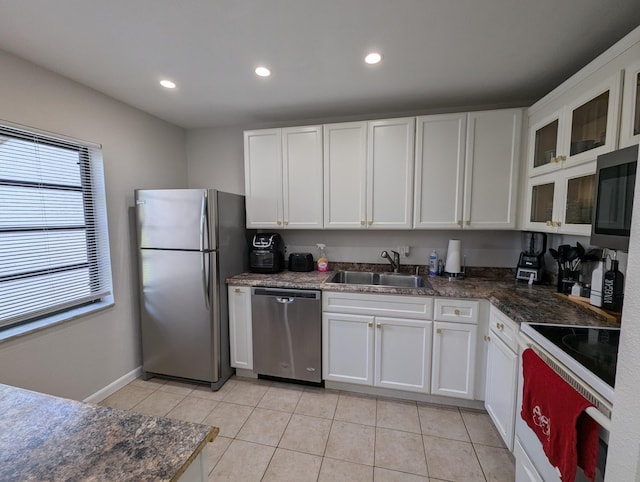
[135,189,247,390]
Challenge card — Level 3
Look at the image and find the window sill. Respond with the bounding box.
[0,297,115,344]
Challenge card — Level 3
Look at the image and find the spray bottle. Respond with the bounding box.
[316,244,328,272]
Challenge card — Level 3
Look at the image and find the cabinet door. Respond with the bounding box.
[323,122,368,229]
[282,126,323,228]
[374,317,432,393]
[464,109,522,229]
[367,118,415,229]
[413,114,466,229]
[484,333,518,451]
[557,162,596,235]
[244,129,283,228]
[322,312,374,385]
[527,110,564,177]
[431,321,477,399]
[561,72,623,167]
[620,60,640,148]
[524,171,558,233]
[228,286,253,370]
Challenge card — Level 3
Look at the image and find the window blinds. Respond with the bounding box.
[0,124,113,328]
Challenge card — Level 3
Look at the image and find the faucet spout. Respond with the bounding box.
[381,250,400,273]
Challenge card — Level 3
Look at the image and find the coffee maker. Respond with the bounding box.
[516,231,547,284]
[249,233,285,273]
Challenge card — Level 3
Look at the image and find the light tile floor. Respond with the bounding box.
[100,376,515,482]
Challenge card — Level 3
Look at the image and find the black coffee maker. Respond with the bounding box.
[516,232,547,284]
[249,233,285,273]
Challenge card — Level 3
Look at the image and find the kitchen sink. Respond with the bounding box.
[327,270,425,288]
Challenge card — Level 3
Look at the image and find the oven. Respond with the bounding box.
[515,323,619,482]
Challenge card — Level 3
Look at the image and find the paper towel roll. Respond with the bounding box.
[445,239,462,274]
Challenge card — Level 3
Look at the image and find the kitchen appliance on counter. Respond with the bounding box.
[135,189,247,390]
[289,252,314,272]
[251,288,322,383]
[249,233,285,273]
[515,231,547,284]
[516,323,619,481]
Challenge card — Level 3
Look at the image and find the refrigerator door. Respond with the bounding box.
[139,249,219,382]
[136,189,211,250]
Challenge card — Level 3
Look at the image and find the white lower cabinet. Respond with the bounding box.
[484,306,519,451]
[431,321,478,399]
[228,286,253,370]
[322,292,432,393]
[514,437,543,482]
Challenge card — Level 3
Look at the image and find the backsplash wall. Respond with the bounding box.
[272,230,524,269]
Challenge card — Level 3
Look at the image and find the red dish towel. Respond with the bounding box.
[521,348,600,481]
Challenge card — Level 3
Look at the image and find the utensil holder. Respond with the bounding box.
[558,269,580,293]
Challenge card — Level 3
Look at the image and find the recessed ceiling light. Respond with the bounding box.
[160,79,176,89]
[364,52,382,65]
[255,66,271,77]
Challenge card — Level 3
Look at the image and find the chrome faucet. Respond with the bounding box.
[381,250,400,272]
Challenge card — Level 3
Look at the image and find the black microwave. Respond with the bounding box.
[590,144,638,251]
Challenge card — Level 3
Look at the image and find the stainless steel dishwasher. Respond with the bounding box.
[251,287,322,383]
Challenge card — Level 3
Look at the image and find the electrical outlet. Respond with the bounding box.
[397,245,410,257]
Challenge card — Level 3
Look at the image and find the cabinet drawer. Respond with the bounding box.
[433,298,479,324]
[322,291,433,320]
[489,306,519,352]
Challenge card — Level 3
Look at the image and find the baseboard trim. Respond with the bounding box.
[84,366,142,404]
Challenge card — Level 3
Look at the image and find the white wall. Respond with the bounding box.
[0,49,187,400]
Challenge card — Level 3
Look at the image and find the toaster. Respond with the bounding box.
[288,253,314,272]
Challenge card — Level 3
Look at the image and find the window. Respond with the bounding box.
[0,124,113,330]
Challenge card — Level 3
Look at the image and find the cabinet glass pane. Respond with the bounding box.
[634,72,640,136]
[530,183,554,223]
[570,91,609,156]
[533,120,559,168]
[565,174,595,225]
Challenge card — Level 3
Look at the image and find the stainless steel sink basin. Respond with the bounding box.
[327,270,425,288]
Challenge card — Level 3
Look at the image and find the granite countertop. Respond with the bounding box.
[228,265,620,328]
[0,384,217,482]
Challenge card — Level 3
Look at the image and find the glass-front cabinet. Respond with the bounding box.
[524,163,596,235]
[528,72,622,176]
[620,59,640,148]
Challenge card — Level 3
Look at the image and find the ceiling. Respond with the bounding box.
[0,1,639,129]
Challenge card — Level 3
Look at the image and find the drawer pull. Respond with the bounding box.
[496,322,504,330]
[234,288,241,293]
[454,309,460,316]
[436,328,442,334]
[484,335,491,341]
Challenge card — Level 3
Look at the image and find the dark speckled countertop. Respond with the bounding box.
[228,265,620,328]
[0,384,216,482]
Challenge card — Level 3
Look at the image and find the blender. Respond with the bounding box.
[516,231,547,284]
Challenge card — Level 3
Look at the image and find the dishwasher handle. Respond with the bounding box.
[276,297,295,304]
[252,287,320,300]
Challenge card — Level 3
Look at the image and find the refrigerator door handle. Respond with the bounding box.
[202,251,210,311]
[200,191,208,251]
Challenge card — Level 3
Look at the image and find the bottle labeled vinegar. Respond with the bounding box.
[602,260,624,312]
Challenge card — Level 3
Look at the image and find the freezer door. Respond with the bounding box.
[136,189,210,250]
[139,249,219,382]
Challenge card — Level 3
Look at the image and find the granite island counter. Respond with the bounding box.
[0,384,217,482]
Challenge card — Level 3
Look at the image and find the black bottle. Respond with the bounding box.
[602,260,624,312]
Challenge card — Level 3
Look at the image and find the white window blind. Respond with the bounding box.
[0,124,113,329]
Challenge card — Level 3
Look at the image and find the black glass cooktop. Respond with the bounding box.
[528,324,620,389]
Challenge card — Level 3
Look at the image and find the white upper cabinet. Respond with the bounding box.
[413,113,466,229]
[414,109,522,230]
[620,59,640,148]
[464,109,522,229]
[244,126,323,229]
[244,129,282,228]
[324,118,415,229]
[528,72,623,177]
[282,126,324,228]
[323,122,368,229]
[367,118,415,229]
